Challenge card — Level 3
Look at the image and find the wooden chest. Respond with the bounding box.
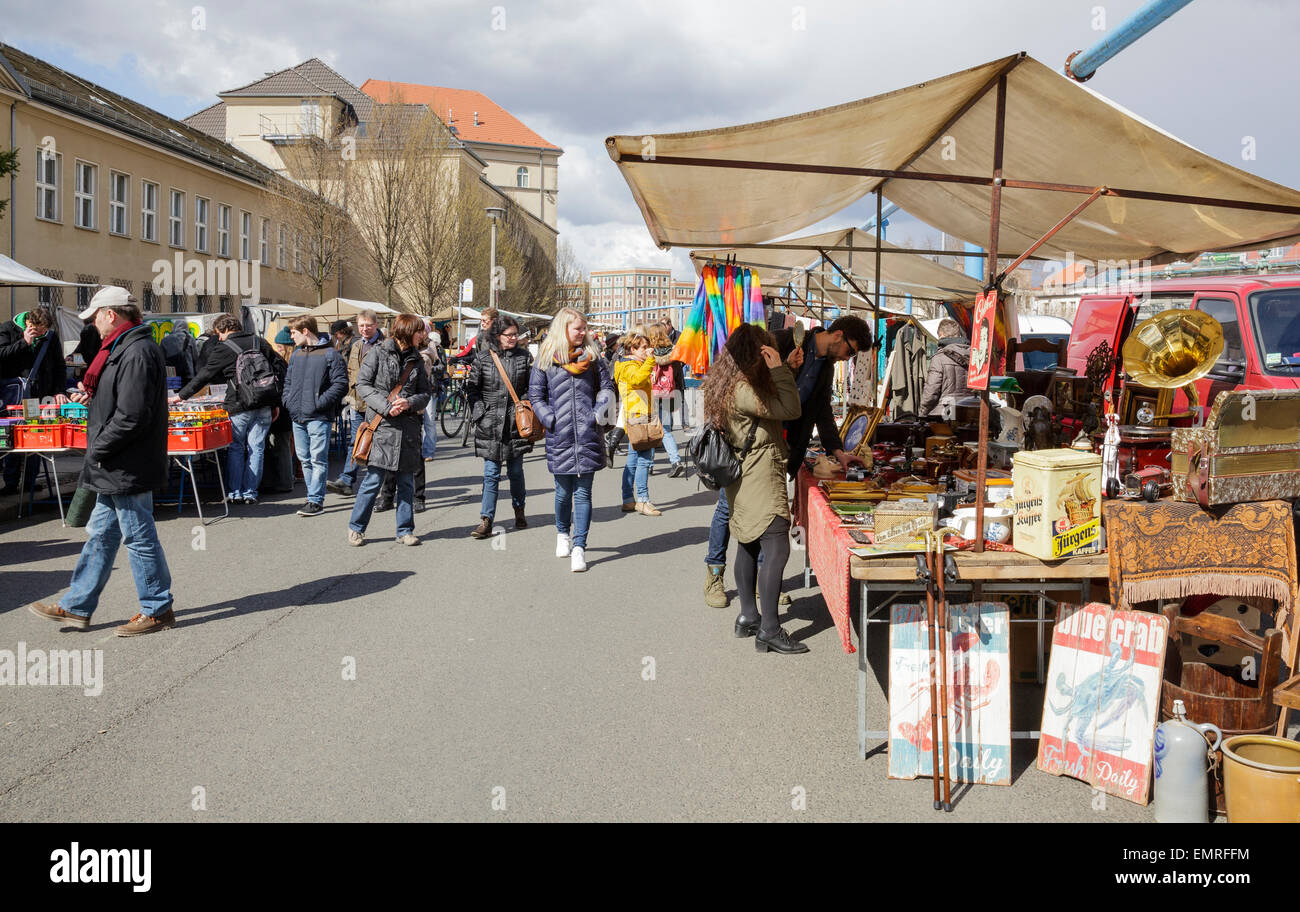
[1170,389,1300,507]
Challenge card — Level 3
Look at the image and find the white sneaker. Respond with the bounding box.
[556,533,571,557]
[570,547,587,572]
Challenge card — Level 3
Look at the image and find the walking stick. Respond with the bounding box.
[934,528,956,812]
[917,542,942,811]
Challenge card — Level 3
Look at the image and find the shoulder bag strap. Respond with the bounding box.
[23,334,52,394]
[489,349,523,406]
[364,359,417,431]
[736,416,761,459]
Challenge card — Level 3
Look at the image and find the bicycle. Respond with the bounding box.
[440,372,468,439]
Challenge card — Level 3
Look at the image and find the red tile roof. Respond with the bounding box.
[360,80,560,152]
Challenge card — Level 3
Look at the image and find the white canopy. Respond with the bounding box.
[691,227,984,303]
[0,254,83,288]
[608,53,1300,264]
[308,297,401,319]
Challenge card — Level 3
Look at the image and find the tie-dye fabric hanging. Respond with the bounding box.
[669,264,765,375]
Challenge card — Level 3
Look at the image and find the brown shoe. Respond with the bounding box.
[116,609,176,637]
[28,601,89,630]
[470,516,493,539]
[514,505,528,529]
[635,502,662,516]
[621,502,636,513]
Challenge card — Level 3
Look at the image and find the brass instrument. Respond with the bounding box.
[1121,309,1224,424]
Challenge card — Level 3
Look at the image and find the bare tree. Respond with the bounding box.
[349,92,425,309]
[271,134,351,307]
[555,239,590,312]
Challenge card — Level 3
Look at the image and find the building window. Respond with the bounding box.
[141,181,158,242]
[217,204,231,258]
[278,225,287,269]
[142,285,155,311]
[109,171,129,236]
[294,231,302,272]
[196,294,210,313]
[169,190,185,247]
[74,161,96,229]
[35,149,60,222]
[260,218,270,266]
[516,167,529,188]
[194,197,209,253]
[240,211,252,261]
[171,293,186,312]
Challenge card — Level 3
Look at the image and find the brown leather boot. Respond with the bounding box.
[470,516,493,539]
[514,505,528,529]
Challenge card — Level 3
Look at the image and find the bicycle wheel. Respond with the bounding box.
[440,391,466,438]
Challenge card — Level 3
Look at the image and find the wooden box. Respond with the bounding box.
[1170,389,1300,507]
[873,501,933,544]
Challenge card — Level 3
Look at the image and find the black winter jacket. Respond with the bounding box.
[0,317,65,399]
[773,328,843,478]
[466,344,534,464]
[81,324,168,495]
[356,339,431,474]
[177,331,285,415]
[283,341,348,423]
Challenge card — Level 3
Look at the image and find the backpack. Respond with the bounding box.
[224,338,281,409]
[688,417,759,491]
[652,363,674,398]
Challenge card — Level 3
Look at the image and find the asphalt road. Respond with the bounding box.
[0,439,1152,822]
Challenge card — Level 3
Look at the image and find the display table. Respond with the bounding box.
[12,446,83,526]
[168,447,229,525]
[792,468,857,654]
[851,548,1108,758]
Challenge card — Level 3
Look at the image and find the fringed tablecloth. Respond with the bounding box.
[793,469,856,654]
[1104,499,1299,661]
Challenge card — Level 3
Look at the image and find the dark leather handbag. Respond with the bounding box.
[490,350,544,442]
[351,361,416,465]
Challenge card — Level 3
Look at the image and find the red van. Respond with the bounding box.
[1064,274,1300,413]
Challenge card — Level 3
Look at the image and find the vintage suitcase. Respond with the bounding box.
[1170,389,1300,507]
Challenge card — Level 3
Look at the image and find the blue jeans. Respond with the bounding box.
[656,400,680,464]
[337,410,365,486]
[349,466,415,538]
[481,455,525,519]
[227,407,272,500]
[706,488,731,567]
[621,445,654,502]
[422,397,438,459]
[555,473,594,549]
[60,492,173,619]
[292,419,330,504]
[657,395,677,432]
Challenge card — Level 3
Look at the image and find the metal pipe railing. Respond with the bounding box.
[1065,0,1196,81]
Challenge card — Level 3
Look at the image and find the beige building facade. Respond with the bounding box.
[588,267,695,330]
[0,44,365,322]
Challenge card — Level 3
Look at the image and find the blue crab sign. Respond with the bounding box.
[1037,603,1169,805]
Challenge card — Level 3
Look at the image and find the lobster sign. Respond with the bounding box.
[889,601,1011,786]
[1037,602,1169,805]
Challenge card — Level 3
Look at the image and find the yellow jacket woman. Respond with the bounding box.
[614,331,660,515]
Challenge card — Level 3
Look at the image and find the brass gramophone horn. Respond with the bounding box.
[1121,309,1224,421]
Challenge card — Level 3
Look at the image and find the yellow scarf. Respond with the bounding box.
[559,347,591,375]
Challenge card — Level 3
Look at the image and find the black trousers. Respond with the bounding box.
[381,460,425,502]
[734,515,791,636]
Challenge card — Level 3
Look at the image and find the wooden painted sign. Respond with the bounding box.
[966,290,997,391]
[889,601,1011,786]
[1037,602,1169,805]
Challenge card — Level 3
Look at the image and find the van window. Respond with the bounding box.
[1251,289,1300,374]
[1133,293,1193,323]
[1196,297,1244,368]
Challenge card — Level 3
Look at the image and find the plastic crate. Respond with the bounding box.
[14,423,65,449]
[60,402,89,419]
[65,425,88,450]
[167,420,232,453]
[0,424,11,451]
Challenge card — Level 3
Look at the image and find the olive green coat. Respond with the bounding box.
[724,363,802,543]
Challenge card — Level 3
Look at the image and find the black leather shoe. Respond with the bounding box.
[734,616,760,638]
[755,627,809,654]
[374,497,394,513]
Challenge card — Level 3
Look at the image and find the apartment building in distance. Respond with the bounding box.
[587,267,696,330]
[0,43,354,320]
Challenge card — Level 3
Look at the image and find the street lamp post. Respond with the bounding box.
[485,207,505,314]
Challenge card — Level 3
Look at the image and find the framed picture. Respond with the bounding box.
[1120,384,1172,427]
[838,405,883,462]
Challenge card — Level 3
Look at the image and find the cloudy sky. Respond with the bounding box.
[5,0,1297,280]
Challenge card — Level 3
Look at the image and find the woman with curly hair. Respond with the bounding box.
[701,323,805,654]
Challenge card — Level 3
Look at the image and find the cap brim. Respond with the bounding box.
[77,305,100,320]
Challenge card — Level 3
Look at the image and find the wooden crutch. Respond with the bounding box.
[917,544,942,812]
[933,528,956,812]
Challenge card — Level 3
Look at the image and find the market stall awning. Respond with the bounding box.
[0,254,83,287]
[691,228,984,303]
[608,53,1300,264]
[308,297,401,320]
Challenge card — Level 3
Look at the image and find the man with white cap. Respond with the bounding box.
[28,286,177,636]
